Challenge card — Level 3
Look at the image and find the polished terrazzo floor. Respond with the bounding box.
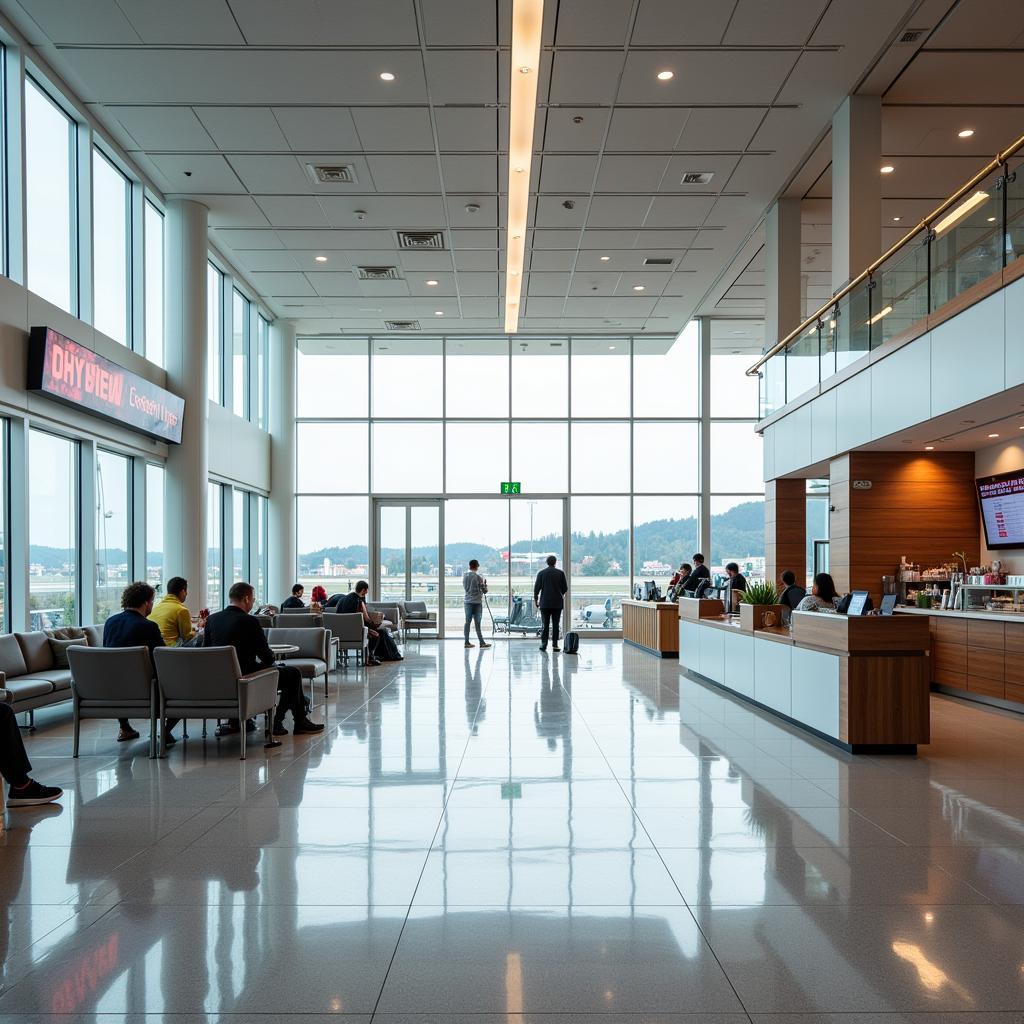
[3,640,1024,1022]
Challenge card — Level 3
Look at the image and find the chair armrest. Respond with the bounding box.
[237,668,281,720]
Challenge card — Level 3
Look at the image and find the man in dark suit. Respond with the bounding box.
[103,581,165,742]
[779,570,807,610]
[680,553,711,594]
[203,581,324,737]
[533,554,568,653]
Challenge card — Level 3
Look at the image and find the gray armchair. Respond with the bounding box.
[68,645,157,759]
[322,612,368,666]
[402,600,438,640]
[271,612,321,628]
[266,626,330,700]
[153,647,279,759]
[365,602,401,636]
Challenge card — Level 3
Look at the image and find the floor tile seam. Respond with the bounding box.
[555,673,755,1022]
[366,648,498,1018]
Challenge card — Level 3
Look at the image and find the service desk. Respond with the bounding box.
[680,612,931,753]
[622,600,679,658]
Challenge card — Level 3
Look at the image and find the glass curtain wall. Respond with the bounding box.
[95,449,132,621]
[0,420,6,631]
[207,481,222,611]
[145,201,164,366]
[146,463,165,593]
[207,263,223,404]
[92,149,131,345]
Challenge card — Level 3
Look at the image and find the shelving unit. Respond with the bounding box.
[953,583,1024,612]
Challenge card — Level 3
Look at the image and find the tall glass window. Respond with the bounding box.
[146,463,165,594]
[207,263,223,403]
[92,149,131,345]
[145,201,164,367]
[29,431,78,628]
[0,419,7,632]
[207,481,222,610]
[26,78,77,314]
[232,289,249,418]
[0,46,7,278]
[95,449,131,621]
[256,495,268,599]
[256,314,270,428]
[232,488,247,584]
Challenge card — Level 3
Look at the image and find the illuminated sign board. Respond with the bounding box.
[27,327,184,444]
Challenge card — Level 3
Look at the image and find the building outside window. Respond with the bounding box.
[29,430,79,628]
[232,487,247,584]
[25,77,77,314]
[207,263,223,404]
[207,481,222,611]
[95,449,131,621]
[92,149,131,345]
[145,201,164,367]
[146,463,165,594]
[255,494,268,599]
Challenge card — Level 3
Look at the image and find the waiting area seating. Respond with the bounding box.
[265,626,330,698]
[322,612,369,666]
[401,601,438,640]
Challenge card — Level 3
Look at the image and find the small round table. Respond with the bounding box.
[269,643,300,661]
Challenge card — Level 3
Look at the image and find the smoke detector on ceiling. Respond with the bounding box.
[306,163,357,184]
[681,171,714,185]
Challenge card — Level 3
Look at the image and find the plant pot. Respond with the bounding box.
[739,603,785,632]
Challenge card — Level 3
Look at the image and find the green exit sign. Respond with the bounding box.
[500,782,522,799]
[500,481,522,494]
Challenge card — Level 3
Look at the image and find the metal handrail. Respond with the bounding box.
[745,130,1024,377]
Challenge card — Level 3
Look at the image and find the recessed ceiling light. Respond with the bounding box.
[987,216,996,222]
[600,255,610,261]
[314,255,328,263]
[989,433,1000,438]
[925,445,935,450]
[379,71,396,81]
[958,128,975,138]
[609,345,616,350]
[434,310,444,316]
[632,284,645,291]
[892,216,901,222]
[880,164,895,174]
[656,70,674,81]
[426,279,438,286]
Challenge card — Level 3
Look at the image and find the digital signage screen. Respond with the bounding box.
[976,469,1024,549]
[27,327,184,444]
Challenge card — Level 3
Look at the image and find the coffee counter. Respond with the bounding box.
[621,599,679,658]
[679,609,931,753]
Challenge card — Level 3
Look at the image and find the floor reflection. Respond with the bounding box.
[1,640,1024,1015]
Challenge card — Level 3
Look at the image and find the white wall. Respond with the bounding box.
[208,400,271,492]
[976,437,1024,572]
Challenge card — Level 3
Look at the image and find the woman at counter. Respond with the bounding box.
[796,572,840,613]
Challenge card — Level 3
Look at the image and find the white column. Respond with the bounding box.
[832,95,882,293]
[268,320,296,605]
[764,197,802,347]
[163,199,209,605]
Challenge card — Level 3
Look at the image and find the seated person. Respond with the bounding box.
[324,591,345,609]
[680,553,711,593]
[779,570,807,610]
[149,576,206,647]
[1,702,62,806]
[336,581,382,666]
[202,581,324,736]
[669,563,692,588]
[104,581,168,743]
[280,584,305,610]
[796,572,840,613]
[725,562,747,610]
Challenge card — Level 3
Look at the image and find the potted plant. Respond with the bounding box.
[738,581,784,631]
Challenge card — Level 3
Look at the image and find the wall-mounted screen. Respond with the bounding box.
[977,469,1024,549]
[27,327,184,444]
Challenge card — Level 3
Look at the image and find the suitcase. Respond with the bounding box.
[562,631,580,655]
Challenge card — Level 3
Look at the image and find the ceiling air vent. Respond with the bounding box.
[307,163,357,184]
[898,29,925,43]
[396,229,446,250]
[644,257,674,266]
[681,171,714,185]
[356,265,402,281]
[385,320,421,331]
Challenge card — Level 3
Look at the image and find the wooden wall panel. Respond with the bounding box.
[828,452,979,604]
[764,477,806,586]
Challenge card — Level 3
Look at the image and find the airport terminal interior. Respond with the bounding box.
[2,0,1024,1019]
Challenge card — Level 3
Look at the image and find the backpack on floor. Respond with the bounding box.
[562,631,580,655]
[375,628,403,662]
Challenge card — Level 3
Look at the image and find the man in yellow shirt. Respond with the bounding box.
[149,577,205,646]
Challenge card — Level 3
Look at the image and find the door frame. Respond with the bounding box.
[370,498,445,616]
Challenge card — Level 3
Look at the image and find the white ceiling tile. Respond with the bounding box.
[454,250,498,271]
[579,229,639,249]
[433,107,498,151]
[441,155,498,192]
[366,154,442,193]
[227,155,309,193]
[213,229,283,249]
[352,108,435,151]
[675,107,765,151]
[106,106,215,151]
[555,0,632,45]
[195,107,290,150]
[456,272,499,296]
[14,0,138,43]
[887,52,1024,104]
[562,298,609,317]
[646,195,716,228]
[446,195,500,229]
[147,153,242,192]
[530,250,577,271]
[272,107,361,151]
[524,297,567,317]
[539,154,600,192]
[274,229,392,249]
[723,0,828,45]
[535,195,590,230]
[532,229,583,249]
[605,108,688,150]
[121,0,245,43]
[461,297,500,317]
[306,273,363,298]
[190,195,271,228]
[253,196,330,228]
[399,250,456,271]
[421,0,496,44]
[251,271,317,296]
[424,51,497,105]
[587,195,654,227]
[605,296,658,315]
[528,273,571,297]
[926,0,1024,47]
[569,272,619,297]
[549,52,625,106]
[543,107,611,152]
[631,0,734,44]
[318,195,446,229]
[450,228,498,249]
[233,250,301,272]
[596,155,669,192]
[633,229,696,248]
[406,272,456,295]
[620,51,797,105]
[229,0,419,44]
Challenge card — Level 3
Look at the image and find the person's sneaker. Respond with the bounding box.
[367,656,382,666]
[216,722,241,736]
[245,718,257,733]
[552,645,561,653]
[7,779,63,807]
[464,641,474,648]
[479,642,492,649]
[294,719,325,734]
[163,733,177,747]
[117,726,140,742]
[539,646,547,652]
[272,722,288,736]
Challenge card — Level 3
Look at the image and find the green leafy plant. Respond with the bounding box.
[740,581,780,605]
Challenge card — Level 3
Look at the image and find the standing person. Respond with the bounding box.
[149,576,206,647]
[202,581,324,736]
[103,581,166,743]
[280,584,305,610]
[779,570,807,610]
[0,703,62,806]
[680,553,711,594]
[534,554,568,653]
[462,560,491,649]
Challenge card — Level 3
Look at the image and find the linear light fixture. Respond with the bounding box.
[867,304,893,325]
[933,190,989,235]
[504,0,544,333]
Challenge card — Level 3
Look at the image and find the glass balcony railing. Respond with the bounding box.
[750,134,1024,418]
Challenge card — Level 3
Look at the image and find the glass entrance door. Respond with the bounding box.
[374,501,442,624]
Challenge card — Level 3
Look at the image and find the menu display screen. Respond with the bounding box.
[977,469,1024,549]
[27,327,184,444]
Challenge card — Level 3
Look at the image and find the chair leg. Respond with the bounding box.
[182,719,189,738]
[240,722,247,760]
[159,700,168,758]
[73,710,80,758]
[202,719,208,738]
[149,706,157,759]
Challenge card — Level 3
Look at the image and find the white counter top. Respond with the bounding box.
[896,606,1024,623]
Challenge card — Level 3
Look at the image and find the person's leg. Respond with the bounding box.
[551,608,561,649]
[473,603,487,644]
[1,703,62,806]
[117,718,140,741]
[539,609,550,650]
[275,666,323,733]
[464,603,473,645]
